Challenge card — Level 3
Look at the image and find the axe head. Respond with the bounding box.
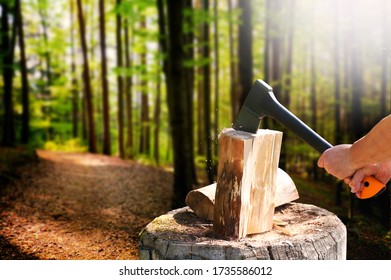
[233,80,276,133]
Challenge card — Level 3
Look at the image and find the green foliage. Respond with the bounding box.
[44,138,87,153]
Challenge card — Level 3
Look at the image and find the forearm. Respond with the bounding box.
[350,115,391,169]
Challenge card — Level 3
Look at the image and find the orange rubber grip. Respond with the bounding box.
[359,176,387,199]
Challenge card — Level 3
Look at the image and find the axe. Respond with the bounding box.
[233,79,386,199]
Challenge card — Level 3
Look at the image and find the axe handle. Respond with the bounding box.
[270,93,385,199]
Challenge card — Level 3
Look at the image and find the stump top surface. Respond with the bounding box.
[138,203,347,260]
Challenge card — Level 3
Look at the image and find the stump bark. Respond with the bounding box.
[138,203,347,260]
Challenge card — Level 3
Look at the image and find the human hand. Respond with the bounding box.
[317,144,356,180]
[344,161,391,198]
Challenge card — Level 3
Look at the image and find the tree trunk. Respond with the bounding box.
[116,0,125,158]
[264,0,271,85]
[350,6,363,141]
[237,0,253,107]
[213,0,219,159]
[99,0,111,155]
[70,0,79,139]
[283,0,294,109]
[139,16,150,155]
[124,19,133,158]
[154,68,162,165]
[38,1,52,133]
[262,0,271,129]
[163,0,197,207]
[76,0,97,153]
[1,2,16,147]
[227,0,237,122]
[184,0,196,183]
[202,0,213,183]
[17,0,30,144]
[310,19,317,132]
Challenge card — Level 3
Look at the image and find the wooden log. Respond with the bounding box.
[185,182,216,221]
[185,168,299,221]
[138,204,347,260]
[214,128,283,239]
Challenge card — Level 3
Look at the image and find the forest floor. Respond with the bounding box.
[0,148,389,260]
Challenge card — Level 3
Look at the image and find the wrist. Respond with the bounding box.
[350,139,366,170]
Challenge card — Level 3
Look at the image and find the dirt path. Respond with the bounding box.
[0,150,173,260]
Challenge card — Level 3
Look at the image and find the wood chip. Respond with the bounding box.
[273,224,292,236]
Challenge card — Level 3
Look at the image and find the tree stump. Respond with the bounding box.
[138,203,347,260]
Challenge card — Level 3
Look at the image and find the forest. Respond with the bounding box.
[0,0,390,259]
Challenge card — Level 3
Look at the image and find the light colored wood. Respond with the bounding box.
[138,204,347,260]
[274,168,299,206]
[213,128,283,239]
[185,183,216,221]
[185,168,299,221]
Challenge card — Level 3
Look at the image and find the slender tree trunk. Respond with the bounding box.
[213,0,219,159]
[184,0,196,182]
[76,0,97,153]
[124,19,133,158]
[38,1,52,134]
[264,0,271,85]
[1,2,16,146]
[194,0,204,157]
[283,0,294,109]
[270,0,282,101]
[202,0,213,183]
[154,68,161,165]
[309,4,318,179]
[227,0,237,122]
[99,0,111,155]
[139,16,150,155]
[17,0,30,144]
[38,2,52,87]
[310,27,317,132]
[262,0,271,129]
[350,7,363,140]
[237,0,253,107]
[70,0,79,139]
[116,0,125,158]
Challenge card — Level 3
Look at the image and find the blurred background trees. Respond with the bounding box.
[0,0,390,224]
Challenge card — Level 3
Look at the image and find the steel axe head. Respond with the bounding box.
[232,80,275,134]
